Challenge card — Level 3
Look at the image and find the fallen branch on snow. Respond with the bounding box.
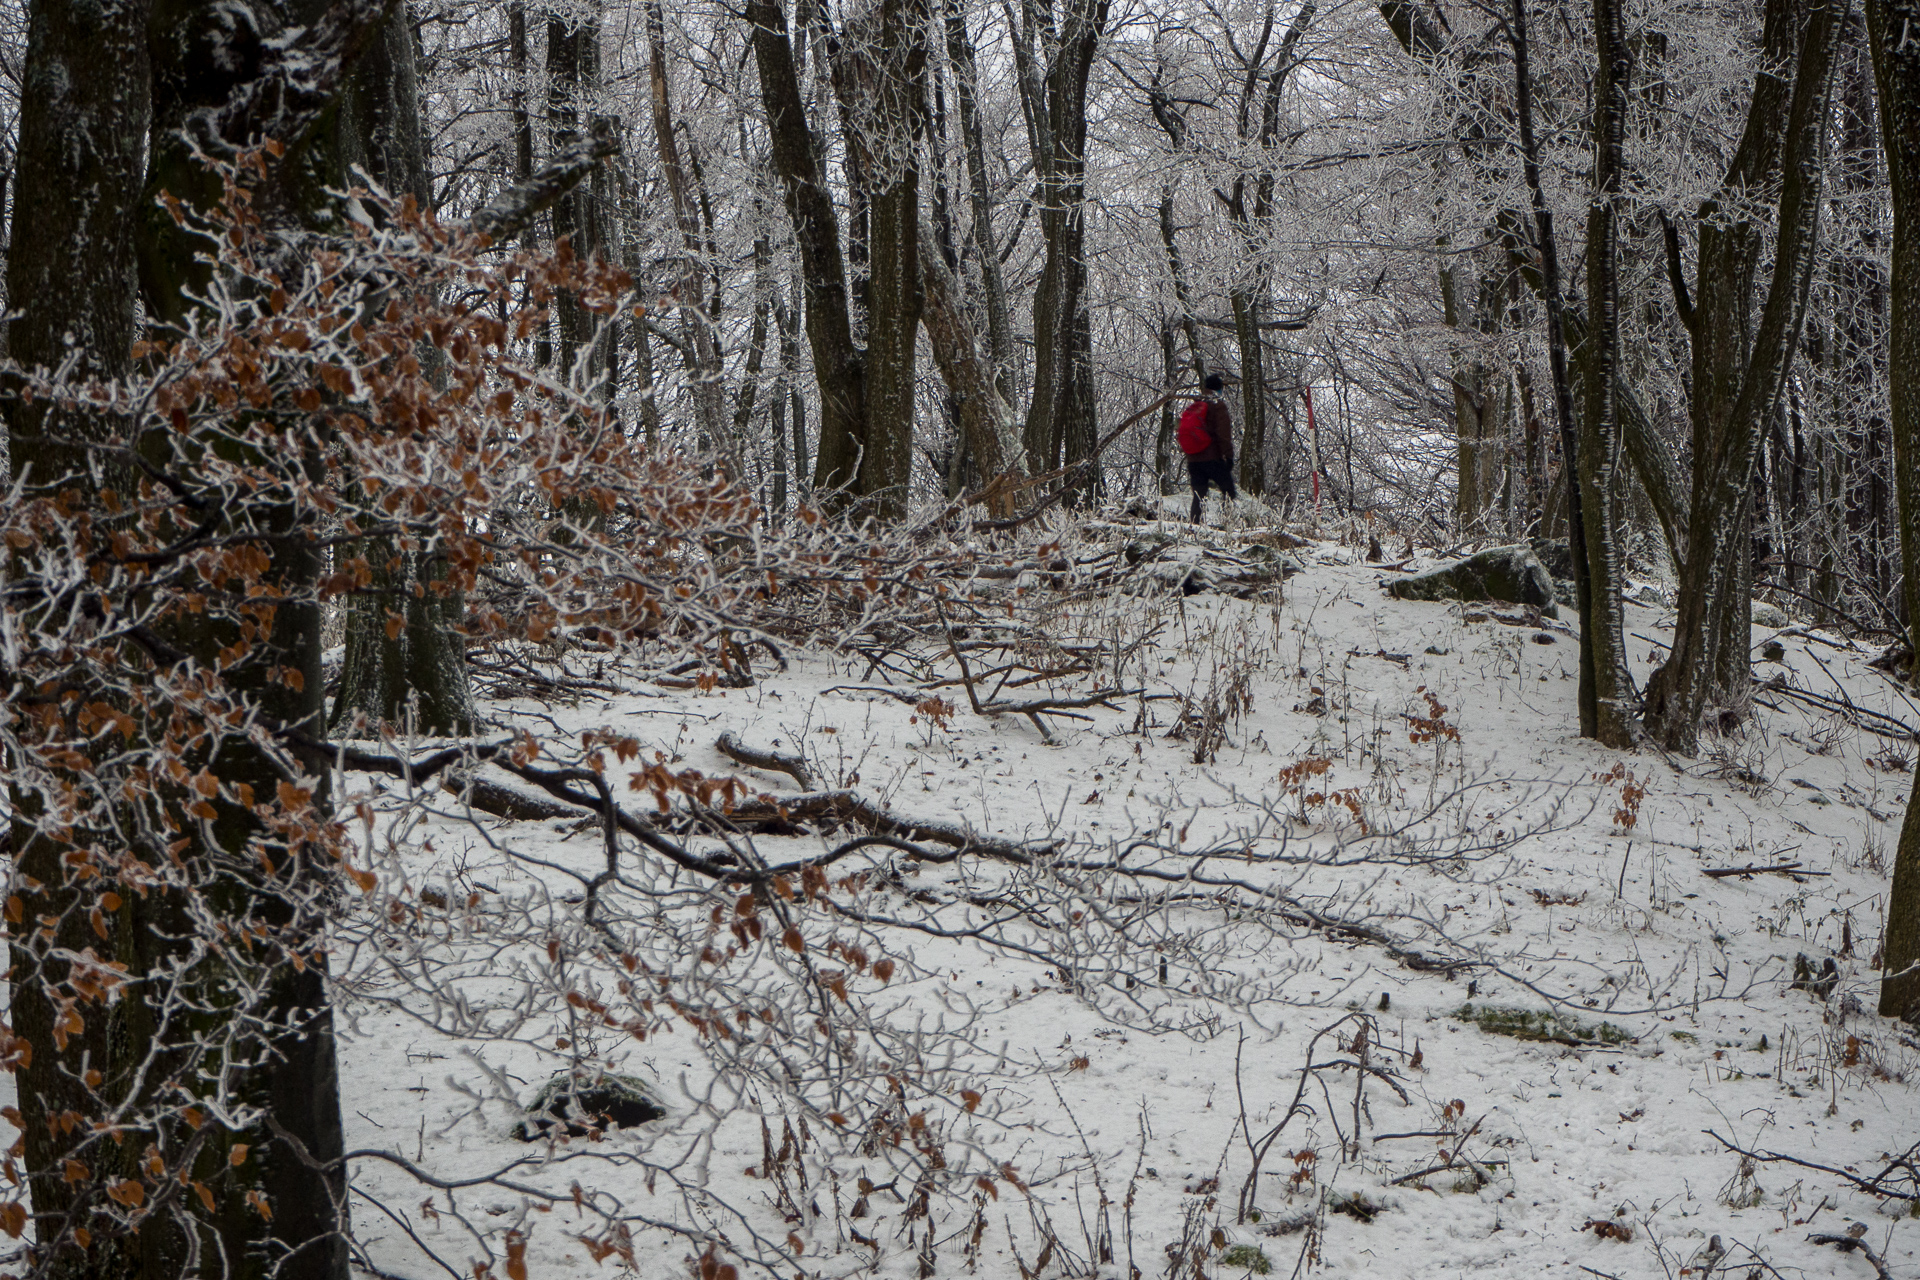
[312,730,1487,980]
[1705,1130,1920,1203]
[1807,1233,1893,1280]
[716,731,814,790]
[443,773,579,822]
[1700,862,1826,879]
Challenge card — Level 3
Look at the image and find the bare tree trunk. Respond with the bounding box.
[509,2,534,183]
[834,0,930,515]
[1832,14,1896,619]
[1441,261,1499,530]
[333,1,479,738]
[1507,0,1600,737]
[732,228,776,469]
[747,0,867,497]
[1017,0,1107,500]
[1147,57,1209,495]
[621,171,663,445]
[1645,0,1840,753]
[1157,325,1180,492]
[779,281,810,497]
[647,0,728,456]
[115,1,394,1273]
[918,213,1022,482]
[548,8,609,400]
[942,0,1015,400]
[1231,286,1269,494]
[509,1,551,370]
[1866,0,1920,1018]
[6,4,162,1272]
[1213,1,1312,500]
[1580,0,1638,747]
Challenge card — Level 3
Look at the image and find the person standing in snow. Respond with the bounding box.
[1187,374,1237,523]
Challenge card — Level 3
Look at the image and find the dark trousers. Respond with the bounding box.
[1188,458,1238,521]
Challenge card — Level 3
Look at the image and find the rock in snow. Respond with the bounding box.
[1383,544,1559,618]
[514,1072,665,1140]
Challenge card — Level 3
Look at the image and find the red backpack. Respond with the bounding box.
[1176,399,1213,455]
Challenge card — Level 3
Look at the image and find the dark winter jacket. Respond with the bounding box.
[1191,396,1234,465]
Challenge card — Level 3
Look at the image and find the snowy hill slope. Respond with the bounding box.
[331,522,1920,1280]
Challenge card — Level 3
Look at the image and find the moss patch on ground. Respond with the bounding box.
[1454,1002,1632,1045]
[1219,1244,1273,1274]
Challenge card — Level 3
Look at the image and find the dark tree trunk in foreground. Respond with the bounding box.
[6,3,160,1273]
[1644,0,1839,753]
[138,3,403,1275]
[1867,0,1920,1019]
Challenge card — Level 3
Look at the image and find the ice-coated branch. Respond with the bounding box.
[468,118,621,244]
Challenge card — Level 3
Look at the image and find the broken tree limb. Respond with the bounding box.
[1705,1131,1920,1202]
[1807,1234,1893,1280]
[935,597,1136,738]
[723,791,1046,867]
[716,731,815,790]
[469,118,620,243]
[286,729,515,786]
[306,734,1483,981]
[442,773,580,822]
[1701,862,1825,879]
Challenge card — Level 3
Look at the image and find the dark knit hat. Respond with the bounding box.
[1204,373,1224,392]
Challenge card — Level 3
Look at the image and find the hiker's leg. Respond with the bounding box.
[1188,460,1206,522]
[1222,465,1240,502]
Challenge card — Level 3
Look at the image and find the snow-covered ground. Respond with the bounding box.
[330,514,1920,1278]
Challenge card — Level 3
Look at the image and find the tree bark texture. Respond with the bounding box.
[331,1,480,739]
[1864,0,1920,1018]
[140,4,393,1274]
[1018,0,1108,501]
[548,8,613,403]
[1508,0,1600,738]
[6,3,160,1272]
[1441,261,1503,531]
[1581,0,1640,746]
[10,0,365,1273]
[1233,2,1313,497]
[822,0,930,516]
[1644,0,1840,753]
[748,0,867,499]
[1148,65,1208,493]
[918,213,1022,483]
[942,0,1016,409]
